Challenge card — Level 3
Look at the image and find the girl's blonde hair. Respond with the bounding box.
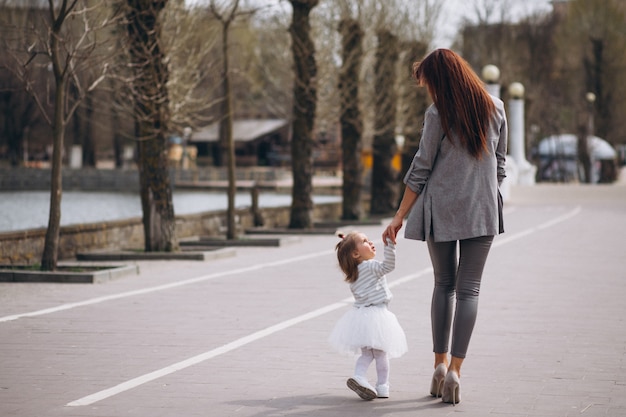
[335,232,361,283]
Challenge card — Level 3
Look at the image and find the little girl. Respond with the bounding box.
[329,231,408,400]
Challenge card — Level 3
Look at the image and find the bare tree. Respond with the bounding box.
[1,0,115,269]
[208,0,250,239]
[288,0,318,229]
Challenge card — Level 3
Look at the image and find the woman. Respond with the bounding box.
[382,48,507,405]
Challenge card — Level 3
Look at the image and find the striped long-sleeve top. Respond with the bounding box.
[350,241,395,308]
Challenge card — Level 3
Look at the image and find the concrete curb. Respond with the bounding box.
[0,264,139,284]
[245,227,339,235]
[75,247,236,261]
[180,236,301,248]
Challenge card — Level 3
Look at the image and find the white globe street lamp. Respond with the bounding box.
[482,64,500,83]
[585,92,596,183]
[586,92,596,104]
[508,82,525,99]
[482,65,501,98]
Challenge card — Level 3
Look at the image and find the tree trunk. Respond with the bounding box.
[288,0,318,229]
[7,134,24,167]
[112,107,124,168]
[41,61,67,271]
[82,91,96,167]
[338,18,363,221]
[109,77,125,168]
[126,0,178,252]
[136,127,177,251]
[370,30,399,216]
[220,22,237,239]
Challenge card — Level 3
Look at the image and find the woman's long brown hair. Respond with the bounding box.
[413,49,496,159]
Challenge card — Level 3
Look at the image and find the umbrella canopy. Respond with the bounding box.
[538,134,616,160]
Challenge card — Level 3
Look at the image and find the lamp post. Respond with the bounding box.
[508,82,536,185]
[482,65,501,98]
[482,65,515,199]
[585,92,596,183]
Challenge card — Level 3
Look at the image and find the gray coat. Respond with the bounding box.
[403,97,508,242]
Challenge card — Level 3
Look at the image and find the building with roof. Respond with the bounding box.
[189,119,290,167]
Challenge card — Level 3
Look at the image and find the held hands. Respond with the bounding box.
[383,185,418,245]
[382,216,403,245]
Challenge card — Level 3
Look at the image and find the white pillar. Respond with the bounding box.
[482,65,514,201]
[70,145,82,169]
[508,97,525,165]
[182,126,192,170]
[508,82,536,185]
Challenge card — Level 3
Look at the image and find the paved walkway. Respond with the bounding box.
[1,184,625,417]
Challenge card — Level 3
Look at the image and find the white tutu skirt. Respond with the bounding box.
[329,304,408,358]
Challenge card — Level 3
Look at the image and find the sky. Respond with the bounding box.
[433,0,554,48]
[187,0,555,49]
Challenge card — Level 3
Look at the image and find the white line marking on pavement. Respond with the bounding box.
[535,206,581,230]
[67,266,434,407]
[493,206,581,248]
[66,301,344,406]
[0,250,334,323]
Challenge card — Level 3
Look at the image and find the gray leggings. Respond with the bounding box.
[427,235,494,359]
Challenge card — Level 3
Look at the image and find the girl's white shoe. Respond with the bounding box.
[347,376,377,400]
[376,383,389,398]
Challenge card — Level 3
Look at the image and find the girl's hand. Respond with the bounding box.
[382,216,403,245]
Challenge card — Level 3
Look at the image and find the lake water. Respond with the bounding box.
[0,191,341,233]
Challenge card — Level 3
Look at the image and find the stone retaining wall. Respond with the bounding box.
[0,202,342,264]
[0,167,289,191]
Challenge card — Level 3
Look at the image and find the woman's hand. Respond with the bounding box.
[382,216,403,245]
[383,186,419,245]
